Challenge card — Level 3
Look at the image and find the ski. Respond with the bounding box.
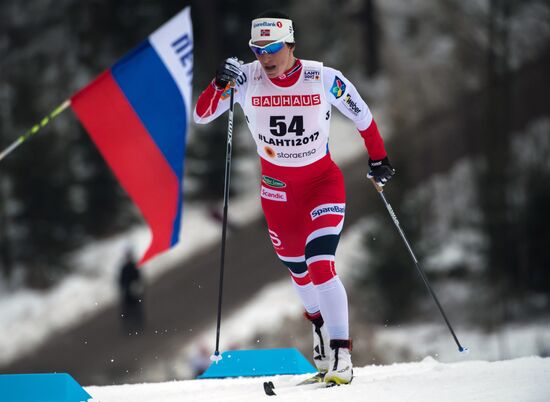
[263,381,276,396]
[295,372,325,385]
[263,372,344,396]
[298,371,355,387]
[262,380,326,396]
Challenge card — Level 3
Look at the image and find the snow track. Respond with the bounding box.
[86,356,550,402]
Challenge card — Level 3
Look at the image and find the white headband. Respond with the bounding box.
[251,18,294,43]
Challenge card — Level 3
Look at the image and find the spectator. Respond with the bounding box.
[118,249,145,333]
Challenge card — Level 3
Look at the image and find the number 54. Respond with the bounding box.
[269,116,305,137]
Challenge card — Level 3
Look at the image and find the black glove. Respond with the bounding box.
[367,156,395,186]
[214,57,243,89]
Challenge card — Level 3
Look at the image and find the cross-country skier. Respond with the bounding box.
[194,10,395,385]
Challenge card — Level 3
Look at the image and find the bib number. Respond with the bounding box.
[269,116,305,137]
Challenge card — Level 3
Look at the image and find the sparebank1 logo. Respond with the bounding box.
[330,76,346,99]
[310,203,346,220]
[253,21,277,28]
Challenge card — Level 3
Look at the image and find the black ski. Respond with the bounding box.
[263,381,276,396]
[262,372,332,396]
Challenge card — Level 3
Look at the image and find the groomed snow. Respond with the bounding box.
[0,114,367,366]
[85,356,550,402]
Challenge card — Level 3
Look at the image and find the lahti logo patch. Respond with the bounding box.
[262,175,286,188]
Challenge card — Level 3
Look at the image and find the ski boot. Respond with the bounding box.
[324,339,353,385]
[304,311,331,383]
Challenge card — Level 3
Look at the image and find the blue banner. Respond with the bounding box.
[0,373,92,402]
[199,348,316,378]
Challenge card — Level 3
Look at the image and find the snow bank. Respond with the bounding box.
[86,356,550,402]
[0,114,365,366]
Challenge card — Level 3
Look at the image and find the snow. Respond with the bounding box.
[85,356,550,402]
[3,0,549,387]
[2,115,548,380]
[1,5,549,402]
[0,113,366,367]
[143,214,370,381]
[151,215,550,381]
[0,201,254,366]
[373,321,550,363]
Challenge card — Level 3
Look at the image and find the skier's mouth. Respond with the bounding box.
[264,64,277,74]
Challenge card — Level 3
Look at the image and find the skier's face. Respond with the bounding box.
[252,41,295,79]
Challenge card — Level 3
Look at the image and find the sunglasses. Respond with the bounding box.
[249,34,292,56]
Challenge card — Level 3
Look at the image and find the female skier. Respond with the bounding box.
[194,10,395,385]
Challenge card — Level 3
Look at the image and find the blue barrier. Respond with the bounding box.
[199,348,317,378]
[0,373,92,402]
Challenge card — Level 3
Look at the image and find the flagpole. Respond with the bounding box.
[0,99,71,163]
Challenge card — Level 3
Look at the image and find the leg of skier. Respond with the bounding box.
[259,156,351,383]
[260,164,332,375]
[262,203,331,375]
[305,167,353,385]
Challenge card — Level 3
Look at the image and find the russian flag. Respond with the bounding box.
[71,7,193,265]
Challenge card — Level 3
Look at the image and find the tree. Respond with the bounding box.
[0,0,188,287]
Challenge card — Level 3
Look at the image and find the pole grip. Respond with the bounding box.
[368,176,384,193]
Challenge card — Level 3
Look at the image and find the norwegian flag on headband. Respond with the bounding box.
[260,29,270,37]
[71,7,193,265]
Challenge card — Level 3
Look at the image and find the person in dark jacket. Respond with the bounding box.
[118,249,145,333]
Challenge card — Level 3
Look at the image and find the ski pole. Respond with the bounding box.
[211,86,235,364]
[0,100,71,163]
[369,177,468,353]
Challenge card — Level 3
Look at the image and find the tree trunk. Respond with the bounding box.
[362,0,381,78]
[481,0,515,336]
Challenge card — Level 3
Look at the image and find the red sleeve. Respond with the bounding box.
[195,80,225,119]
[359,119,387,160]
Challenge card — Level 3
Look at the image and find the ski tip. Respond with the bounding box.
[263,381,276,396]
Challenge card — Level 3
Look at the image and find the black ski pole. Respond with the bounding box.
[369,177,468,353]
[211,86,235,364]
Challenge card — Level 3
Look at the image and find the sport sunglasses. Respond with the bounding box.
[249,34,293,56]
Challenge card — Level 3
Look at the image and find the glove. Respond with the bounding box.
[214,57,244,89]
[367,156,395,186]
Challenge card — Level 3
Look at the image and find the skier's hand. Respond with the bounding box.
[214,57,244,90]
[367,156,395,186]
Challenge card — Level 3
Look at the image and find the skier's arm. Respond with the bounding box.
[323,67,387,160]
[193,81,229,124]
[193,58,246,124]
